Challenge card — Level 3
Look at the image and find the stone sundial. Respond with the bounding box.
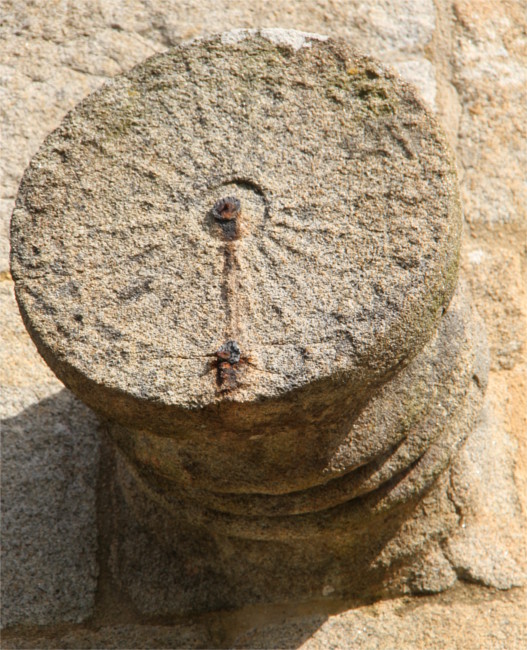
[11,29,460,422]
[11,30,503,610]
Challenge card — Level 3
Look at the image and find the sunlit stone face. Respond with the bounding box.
[11,30,492,609]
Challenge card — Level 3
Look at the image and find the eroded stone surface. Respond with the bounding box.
[0,0,437,273]
[10,28,512,613]
[2,2,526,645]
[97,282,491,612]
[0,281,101,628]
[10,31,461,429]
[0,388,100,627]
[0,2,448,635]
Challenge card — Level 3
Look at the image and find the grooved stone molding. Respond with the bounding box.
[9,29,525,614]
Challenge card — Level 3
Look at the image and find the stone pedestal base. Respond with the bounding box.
[9,30,525,618]
[100,402,524,616]
[95,285,524,615]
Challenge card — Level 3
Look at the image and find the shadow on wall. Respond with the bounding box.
[1,390,330,649]
[1,389,100,628]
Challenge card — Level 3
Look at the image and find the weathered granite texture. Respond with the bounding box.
[1,1,526,647]
[0,389,99,628]
[9,30,521,616]
[0,2,448,634]
[0,281,100,629]
[10,32,461,424]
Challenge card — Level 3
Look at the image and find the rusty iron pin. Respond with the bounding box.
[215,340,242,391]
[212,196,241,222]
[217,361,238,391]
[216,340,242,365]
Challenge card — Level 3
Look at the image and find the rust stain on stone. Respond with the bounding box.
[213,196,244,392]
[213,196,241,241]
[215,341,242,391]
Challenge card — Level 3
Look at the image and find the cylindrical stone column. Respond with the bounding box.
[10,29,490,612]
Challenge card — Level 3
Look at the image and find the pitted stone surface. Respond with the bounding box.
[1,388,100,627]
[10,31,461,429]
[2,1,526,644]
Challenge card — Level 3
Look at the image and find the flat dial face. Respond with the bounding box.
[11,32,460,410]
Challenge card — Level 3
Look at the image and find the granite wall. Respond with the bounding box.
[1,1,526,647]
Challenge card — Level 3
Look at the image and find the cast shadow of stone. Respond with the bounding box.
[2,389,524,649]
[0,389,328,648]
[1,388,100,628]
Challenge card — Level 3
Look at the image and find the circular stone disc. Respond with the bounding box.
[11,29,461,417]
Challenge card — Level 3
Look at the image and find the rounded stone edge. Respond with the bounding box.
[9,29,463,428]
